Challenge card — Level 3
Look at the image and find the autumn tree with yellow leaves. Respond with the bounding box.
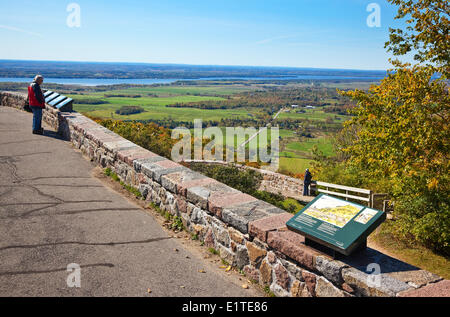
[340,63,448,253]
[315,0,449,252]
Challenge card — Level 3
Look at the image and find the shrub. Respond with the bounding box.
[94,119,176,159]
[115,105,145,115]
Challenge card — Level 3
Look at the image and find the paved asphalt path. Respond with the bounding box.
[0,107,259,297]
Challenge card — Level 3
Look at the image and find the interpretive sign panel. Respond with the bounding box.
[286,194,386,256]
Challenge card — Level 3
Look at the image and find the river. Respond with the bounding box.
[0,75,384,86]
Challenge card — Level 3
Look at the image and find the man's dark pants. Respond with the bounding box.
[303,183,310,196]
[30,106,43,132]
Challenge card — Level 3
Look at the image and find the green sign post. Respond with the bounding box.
[286,194,386,256]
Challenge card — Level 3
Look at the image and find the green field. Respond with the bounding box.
[71,83,341,176]
[279,157,314,175]
[72,85,264,122]
[278,132,335,175]
[92,84,256,96]
[277,108,351,122]
[74,95,259,121]
[285,136,335,157]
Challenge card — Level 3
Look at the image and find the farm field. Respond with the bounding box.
[74,96,259,122]
[279,157,314,175]
[278,131,336,175]
[285,135,335,157]
[71,84,264,122]
[76,83,259,97]
[65,81,350,176]
[277,107,351,122]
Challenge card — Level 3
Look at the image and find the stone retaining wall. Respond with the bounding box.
[257,170,303,198]
[185,160,305,199]
[1,91,447,297]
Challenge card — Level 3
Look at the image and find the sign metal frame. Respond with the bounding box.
[286,193,386,256]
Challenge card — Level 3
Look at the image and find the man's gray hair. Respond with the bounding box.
[34,75,44,82]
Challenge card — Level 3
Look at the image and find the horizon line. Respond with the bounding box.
[0,58,388,73]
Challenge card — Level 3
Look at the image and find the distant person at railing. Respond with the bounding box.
[303,168,312,196]
[28,75,45,135]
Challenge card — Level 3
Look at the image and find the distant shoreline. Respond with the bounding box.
[0,76,384,87]
[0,60,386,86]
[0,59,388,73]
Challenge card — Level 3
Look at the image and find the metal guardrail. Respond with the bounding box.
[43,90,73,112]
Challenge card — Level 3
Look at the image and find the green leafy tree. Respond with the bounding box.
[385,0,449,76]
[340,64,449,252]
[329,0,450,253]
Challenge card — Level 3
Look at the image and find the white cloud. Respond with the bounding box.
[0,24,43,38]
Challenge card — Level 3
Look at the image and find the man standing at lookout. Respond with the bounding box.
[28,75,45,135]
[303,168,312,196]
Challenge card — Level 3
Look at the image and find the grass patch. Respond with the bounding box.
[119,180,142,199]
[149,202,162,214]
[104,167,112,176]
[278,134,335,175]
[208,248,219,255]
[111,173,120,182]
[277,108,351,122]
[281,198,304,214]
[263,286,276,297]
[369,221,450,279]
[163,211,172,221]
[104,168,141,198]
[279,157,314,174]
[171,216,184,231]
[285,137,335,157]
[148,202,184,231]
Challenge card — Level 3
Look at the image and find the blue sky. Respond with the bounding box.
[0,0,409,70]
